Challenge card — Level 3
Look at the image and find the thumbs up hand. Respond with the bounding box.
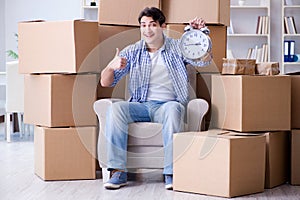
[109,48,127,70]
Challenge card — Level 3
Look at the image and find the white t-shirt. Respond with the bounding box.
[146,50,176,101]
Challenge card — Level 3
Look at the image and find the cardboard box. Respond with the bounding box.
[291,76,300,129]
[256,62,280,76]
[291,130,300,185]
[196,73,219,130]
[265,131,289,188]
[211,75,291,132]
[166,24,227,73]
[98,0,160,26]
[173,129,266,198]
[24,74,98,127]
[98,25,140,70]
[222,58,256,75]
[18,20,100,74]
[97,25,140,99]
[34,126,97,180]
[162,0,230,26]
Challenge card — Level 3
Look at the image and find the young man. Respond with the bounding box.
[100,7,212,190]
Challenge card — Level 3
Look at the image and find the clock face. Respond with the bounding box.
[180,30,210,60]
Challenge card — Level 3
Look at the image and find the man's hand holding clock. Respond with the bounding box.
[180,17,212,62]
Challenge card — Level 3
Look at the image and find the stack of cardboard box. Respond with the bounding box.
[18,20,100,180]
[290,75,300,186]
[97,0,270,198]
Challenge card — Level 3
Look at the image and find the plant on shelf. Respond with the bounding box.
[6,33,18,60]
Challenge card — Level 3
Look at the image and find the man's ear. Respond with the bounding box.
[161,23,166,28]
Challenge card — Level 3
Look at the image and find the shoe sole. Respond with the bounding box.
[104,182,127,190]
[165,184,173,190]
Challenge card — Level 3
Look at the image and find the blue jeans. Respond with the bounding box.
[105,100,185,175]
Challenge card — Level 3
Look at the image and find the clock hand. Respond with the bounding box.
[184,43,202,46]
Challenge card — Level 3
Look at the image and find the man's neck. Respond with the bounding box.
[146,38,164,53]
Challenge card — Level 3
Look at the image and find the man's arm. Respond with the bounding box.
[100,48,127,87]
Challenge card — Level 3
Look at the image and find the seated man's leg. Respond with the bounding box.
[152,101,185,189]
[104,101,151,189]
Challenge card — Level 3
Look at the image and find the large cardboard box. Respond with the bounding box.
[291,130,300,185]
[265,131,289,188]
[97,25,140,99]
[162,0,230,26]
[18,20,100,74]
[173,129,266,198]
[34,126,97,180]
[166,24,227,73]
[211,75,291,132]
[24,74,98,127]
[98,0,160,26]
[291,76,300,129]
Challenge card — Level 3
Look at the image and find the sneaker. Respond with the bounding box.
[164,174,173,190]
[104,170,127,189]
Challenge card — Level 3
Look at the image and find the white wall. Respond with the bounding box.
[4,0,82,63]
[0,0,5,72]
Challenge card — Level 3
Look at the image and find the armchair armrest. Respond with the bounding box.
[187,98,209,131]
[93,98,124,130]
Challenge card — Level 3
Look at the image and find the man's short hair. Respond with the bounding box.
[138,7,166,26]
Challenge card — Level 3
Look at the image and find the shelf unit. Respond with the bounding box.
[81,0,98,21]
[281,0,300,74]
[227,0,270,62]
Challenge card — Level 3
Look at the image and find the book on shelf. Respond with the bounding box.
[246,44,268,62]
[228,19,234,34]
[285,0,293,6]
[256,16,269,34]
[284,16,297,34]
[284,40,296,62]
[289,16,297,34]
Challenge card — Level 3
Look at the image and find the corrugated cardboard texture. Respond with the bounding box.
[96,25,141,100]
[166,24,227,73]
[98,0,160,26]
[211,75,291,132]
[18,20,99,74]
[265,131,289,188]
[173,130,266,198]
[24,74,98,127]
[291,130,300,185]
[34,126,97,180]
[291,76,300,129]
[162,0,230,25]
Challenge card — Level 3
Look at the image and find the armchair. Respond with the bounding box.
[93,66,209,182]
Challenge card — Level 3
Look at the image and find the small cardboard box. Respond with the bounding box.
[173,129,266,198]
[162,0,230,26]
[98,0,160,26]
[166,24,227,73]
[264,131,289,188]
[34,126,97,180]
[24,74,98,127]
[291,75,300,129]
[211,75,291,132]
[18,20,100,74]
[256,62,280,76]
[222,58,256,75]
[291,130,300,185]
